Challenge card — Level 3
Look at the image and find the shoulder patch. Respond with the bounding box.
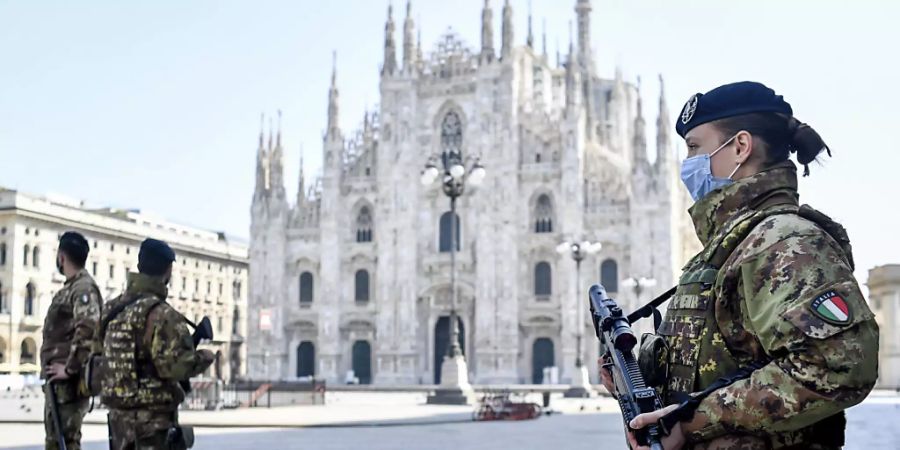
[81,293,90,304]
[810,290,852,326]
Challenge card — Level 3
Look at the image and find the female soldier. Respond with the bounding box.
[604,81,879,450]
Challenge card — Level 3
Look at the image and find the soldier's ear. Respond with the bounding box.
[735,130,754,164]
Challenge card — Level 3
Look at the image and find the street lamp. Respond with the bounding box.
[422,152,485,405]
[557,239,602,398]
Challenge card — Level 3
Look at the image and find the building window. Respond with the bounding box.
[439,212,461,253]
[109,264,115,278]
[207,281,211,295]
[355,270,370,303]
[233,281,242,300]
[194,279,199,293]
[440,110,463,166]
[601,259,619,293]
[217,316,223,333]
[0,281,7,313]
[32,246,39,268]
[91,262,98,276]
[219,283,223,296]
[23,245,30,267]
[299,272,314,304]
[20,338,36,364]
[0,242,6,265]
[110,243,115,251]
[534,262,552,297]
[356,206,373,243]
[182,277,187,291]
[535,194,554,233]
[24,283,35,316]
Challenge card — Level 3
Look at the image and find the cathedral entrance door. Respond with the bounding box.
[532,338,555,384]
[433,316,465,384]
[352,340,372,384]
[297,341,315,378]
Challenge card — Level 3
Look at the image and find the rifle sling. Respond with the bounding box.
[626,286,677,332]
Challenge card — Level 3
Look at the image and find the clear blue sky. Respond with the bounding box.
[1,0,898,283]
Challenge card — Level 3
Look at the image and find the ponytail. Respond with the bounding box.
[713,113,831,176]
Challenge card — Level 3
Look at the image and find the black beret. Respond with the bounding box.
[58,231,89,266]
[675,81,793,138]
[138,238,176,276]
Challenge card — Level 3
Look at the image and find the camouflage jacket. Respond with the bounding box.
[101,272,213,411]
[671,162,879,448]
[40,268,102,376]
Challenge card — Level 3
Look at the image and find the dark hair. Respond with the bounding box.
[712,112,831,176]
[58,231,89,268]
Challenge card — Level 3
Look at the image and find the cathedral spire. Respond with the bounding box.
[656,74,672,166]
[501,0,513,59]
[575,0,593,70]
[480,0,494,63]
[254,113,269,198]
[633,77,647,163]
[270,110,286,198]
[382,4,397,76]
[327,51,341,140]
[526,0,534,49]
[297,146,306,206]
[565,21,577,110]
[542,18,547,59]
[416,27,423,64]
[402,1,415,71]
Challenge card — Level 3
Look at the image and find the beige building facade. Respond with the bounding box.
[0,188,248,382]
[868,264,900,389]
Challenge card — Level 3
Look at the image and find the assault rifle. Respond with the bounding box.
[180,316,213,394]
[589,284,668,450]
[47,382,68,450]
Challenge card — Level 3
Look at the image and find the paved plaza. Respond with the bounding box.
[1,391,898,449]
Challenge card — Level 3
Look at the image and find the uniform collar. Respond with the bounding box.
[688,161,799,246]
[125,272,169,300]
[65,268,91,286]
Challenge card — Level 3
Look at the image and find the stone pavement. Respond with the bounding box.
[1,389,898,449]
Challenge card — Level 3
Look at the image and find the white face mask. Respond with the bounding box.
[679,134,741,202]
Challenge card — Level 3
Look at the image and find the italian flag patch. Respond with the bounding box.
[810,290,852,325]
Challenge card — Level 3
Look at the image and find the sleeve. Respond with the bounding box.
[684,232,880,441]
[63,285,102,375]
[147,306,215,381]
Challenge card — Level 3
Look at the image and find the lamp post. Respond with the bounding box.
[422,152,485,405]
[557,240,602,398]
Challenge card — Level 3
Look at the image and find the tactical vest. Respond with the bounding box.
[100,294,183,410]
[658,204,850,448]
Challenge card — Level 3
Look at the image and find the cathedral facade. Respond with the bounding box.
[248,0,699,385]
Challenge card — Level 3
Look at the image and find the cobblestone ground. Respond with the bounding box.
[2,400,899,450]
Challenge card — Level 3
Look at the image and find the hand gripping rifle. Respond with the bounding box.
[179,316,213,394]
[589,284,668,450]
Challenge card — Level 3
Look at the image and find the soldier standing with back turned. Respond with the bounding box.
[101,238,214,450]
[41,231,102,450]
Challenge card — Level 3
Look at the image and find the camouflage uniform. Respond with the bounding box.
[101,272,214,450]
[40,268,102,450]
[659,161,879,449]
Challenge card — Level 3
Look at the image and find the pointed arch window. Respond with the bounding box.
[0,242,6,265]
[439,212,461,253]
[535,194,554,233]
[32,246,39,268]
[0,280,6,313]
[534,262,552,297]
[24,282,35,316]
[356,206,373,243]
[23,245,30,267]
[440,111,463,167]
[299,272,314,305]
[355,270,370,303]
[601,259,619,293]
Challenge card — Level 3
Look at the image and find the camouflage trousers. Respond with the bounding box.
[43,385,89,450]
[107,409,185,450]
